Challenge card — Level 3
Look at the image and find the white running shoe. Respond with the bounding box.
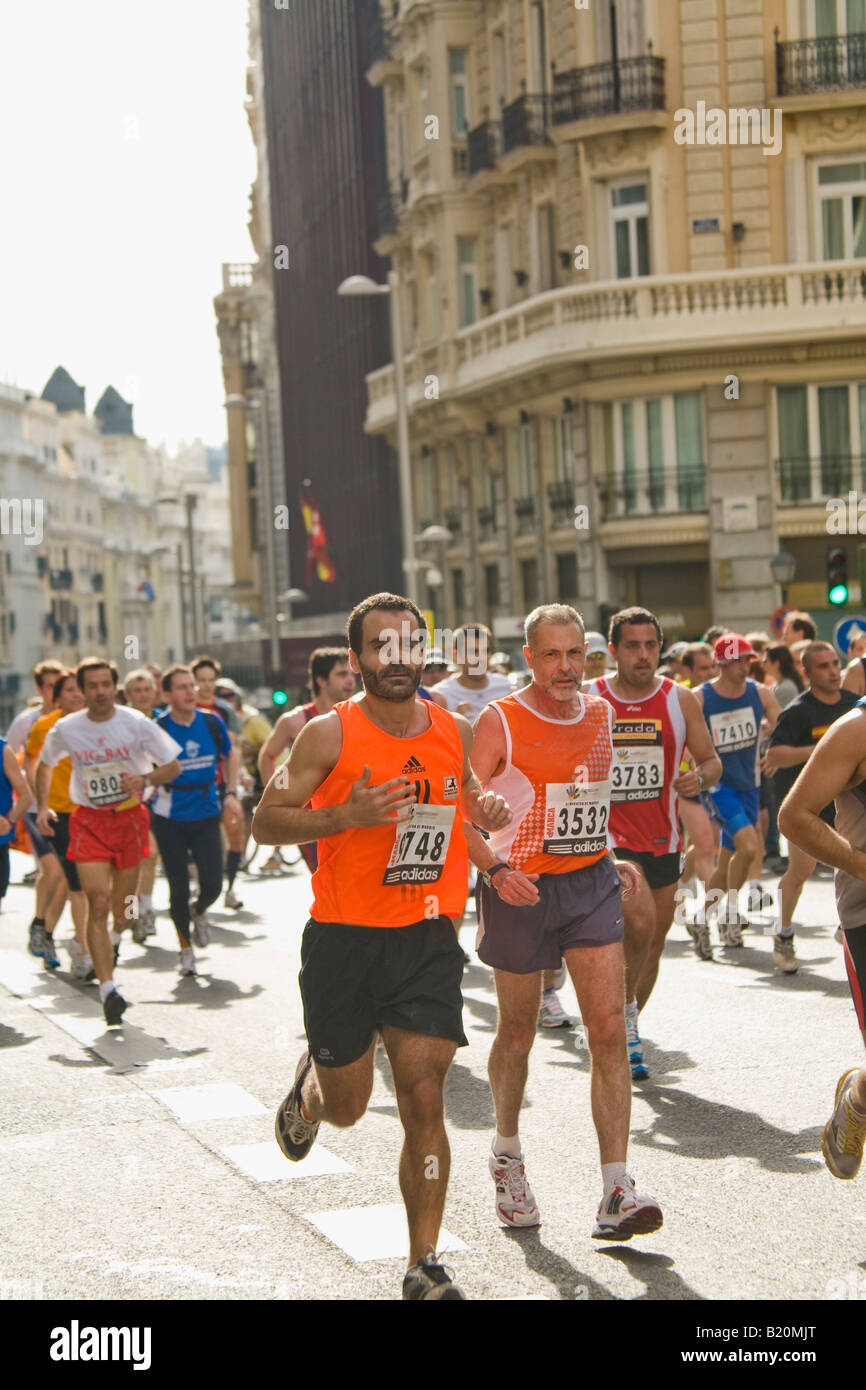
[489,1151,540,1227]
[141,908,156,938]
[718,918,744,947]
[179,947,197,977]
[538,989,572,1028]
[191,910,211,948]
[822,1068,866,1180]
[551,962,567,991]
[773,933,798,974]
[68,942,94,981]
[224,888,244,910]
[592,1176,663,1241]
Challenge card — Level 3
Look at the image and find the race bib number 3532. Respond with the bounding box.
[383,803,455,885]
[543,780,610,856]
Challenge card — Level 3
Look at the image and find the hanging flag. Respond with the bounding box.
[300,486,336,584]
[137,580,155,602]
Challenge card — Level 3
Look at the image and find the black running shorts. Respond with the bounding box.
[299,916,467,1069]
[50,811,81,892]
[475,854,624,974]
[842,923,866,1033]
[613,847,684,891]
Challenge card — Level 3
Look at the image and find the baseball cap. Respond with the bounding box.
[713,633,756,664]
[662,640,688,663]
[584,631,608,656]
[215,677,242,697]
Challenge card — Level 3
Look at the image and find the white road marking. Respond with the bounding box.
[221,1141,354,1181]
[304,1203,467,1262]
[153,1082,267,1122]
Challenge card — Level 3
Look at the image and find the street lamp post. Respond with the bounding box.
[225,392,283,679]
[770,549,797,608]
[156,494,200,649]
[337,271,418,603]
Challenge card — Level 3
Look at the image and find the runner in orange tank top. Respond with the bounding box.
[465,603,664,1242]
[252,592,513,1301]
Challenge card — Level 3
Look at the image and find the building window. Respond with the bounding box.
[610,181,650,278]
[602,392,705,515]
[533,203,556,292]
[556,551,578,602]
[776,380,866,500]
[554,412,573,483]
[496,223,514,310]
[449,49,469,136]
[491,28,508,111]
[520,557,539,608]
[458,237,479,327]
[818,159,866,259]
[451,568,465,622]
[423,252,439,341]
[484,563,500,611]
[416,452,437,527]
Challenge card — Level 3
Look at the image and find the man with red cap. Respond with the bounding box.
[692,634,781,953]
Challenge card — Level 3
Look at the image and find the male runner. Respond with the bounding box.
[676,643,720,896]
[782,611,817,647]
[123,668,161,940]
[151,666,237,974]
[762,642,858,974]
[215,677,271,858]
[587,607,721,1077]
[431,624,512,723]
[191,655,244,909]
[841,623,866,696]
[6,659,66,953]
[35,658,181,1025]
[694,634,780,948]
[24,670,89,974]
[777,704,866,1181]
[468,603,663,1239]
[253,592,512,1300]
[257,648,356,874]
[0,738,31,910]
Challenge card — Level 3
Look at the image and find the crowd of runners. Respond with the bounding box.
[0,595,864,1299]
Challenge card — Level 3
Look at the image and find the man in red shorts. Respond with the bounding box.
[34,657,181,1025]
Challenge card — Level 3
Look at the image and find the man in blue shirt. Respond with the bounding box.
[151,665,239,975]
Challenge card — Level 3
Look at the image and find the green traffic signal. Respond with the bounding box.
[827,545,849,607]
[829,583,849,606]
[272,689,289,706]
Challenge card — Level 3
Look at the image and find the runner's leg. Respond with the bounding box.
[76,861,115,985]
[152,818,194,947]
[635,881,680,1011]
[382,1025,457,1266]
[679,797,716,888]
[189,815,224,917]
[779,843,817,931]
[298,1034,378,1125]
[488,969,543,1139]
[621,867,655,1006]
[110,864,141,941]
[563,941,630,1163]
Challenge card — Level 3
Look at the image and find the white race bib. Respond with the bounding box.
[81,760,128,807]
[709,707,757,752]
[542,780,610,856]
[610,746,664,802]
[383,803,455,885]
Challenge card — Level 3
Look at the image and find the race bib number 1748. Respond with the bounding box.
[383,803,455,885]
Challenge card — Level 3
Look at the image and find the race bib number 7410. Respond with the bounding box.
[383,803,455,885]
[543,780,610,856]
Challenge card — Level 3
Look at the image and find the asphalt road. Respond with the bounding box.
[1,850,864,1305]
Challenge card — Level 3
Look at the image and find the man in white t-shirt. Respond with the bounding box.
[35,657,181,1026]
[431,625,512,725]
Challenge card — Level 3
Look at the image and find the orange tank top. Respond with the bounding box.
[486,690,614,875]
[309,698,469,927]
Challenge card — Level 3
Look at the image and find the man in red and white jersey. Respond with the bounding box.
[34,657,181,1026]
[586,607,720,1080]
[468,603,663,1242]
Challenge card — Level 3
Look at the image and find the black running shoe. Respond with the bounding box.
[274,1050,320,1161]
[402,1250,466,1300]
[103,989,128,1026]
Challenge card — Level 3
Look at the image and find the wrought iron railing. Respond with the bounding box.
[776,30,866,95]
[444,506,462,536]
[547,479,575,527]
[503,93,552,152]
[477,505,497,541]
[514,495,536,532]
[776,454,865,503]
[598,464,706,518]
[376,177,409,237]
[468,119,503,175]
[552,53,665,124]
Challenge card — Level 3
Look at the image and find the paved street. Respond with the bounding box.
[1,854,863,1304]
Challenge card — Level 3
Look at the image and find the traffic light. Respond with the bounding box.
[827,545,849,606]
[272,688,289,708]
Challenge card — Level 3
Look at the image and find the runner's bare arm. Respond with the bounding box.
[674,686,722,794]
[0,746,31,836]
[462,821,540,905]
[842,659,865,695]
[252,712,417,845]
[257,708,305,784]
[777,713,866,875]
[758,683,781,731]
[466,704,508,785]
[760,742,812,774]
[34,762,53,820]
[454,713,512,833]
[120,759,181,796]
[430,688,448,709]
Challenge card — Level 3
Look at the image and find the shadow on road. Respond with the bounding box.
[0,1023,37,1048]
[499,1226,617,1301]
[443,1061,497,1129]
[598,1245,705,1300]
[631,1083,824,1173]
[155,975,265,1011]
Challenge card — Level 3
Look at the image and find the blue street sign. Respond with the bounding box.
[833,616,866,657]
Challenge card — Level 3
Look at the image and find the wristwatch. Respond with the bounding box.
[695,772,705,791]
[481,862,511,889]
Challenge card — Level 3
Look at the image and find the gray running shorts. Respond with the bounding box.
[475,854,625,974]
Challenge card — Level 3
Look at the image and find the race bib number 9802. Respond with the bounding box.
[543,780,610,856]
[610,746,664,802]
[709,707,757,752]
[383,803,455,885]
[81,760,127,807]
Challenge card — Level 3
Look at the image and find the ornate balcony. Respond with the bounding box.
[477,505,496,542]
[776,454,866,504]
[514,496,536,533]
[502,93,552,154]
[468,119,503,176]
[776,30,866,96]
[552,53,665,125]
[547,479,575,527]
[598,465,707,520]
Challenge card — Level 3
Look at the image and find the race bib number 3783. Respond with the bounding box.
[543,780,610,856]
[383,803,455,885]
